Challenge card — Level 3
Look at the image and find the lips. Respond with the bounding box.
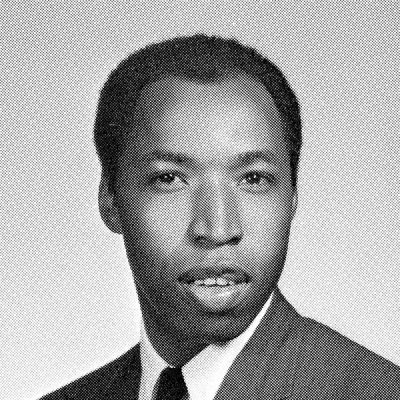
[179,267,249,284]
[178,264,251,312]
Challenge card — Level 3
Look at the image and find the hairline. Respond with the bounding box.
[94,35,301,190]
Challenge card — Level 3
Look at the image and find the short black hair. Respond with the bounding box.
[94,34,302,189]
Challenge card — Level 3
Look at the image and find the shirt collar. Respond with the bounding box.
[139,291,274,400]
[139,322,170,400]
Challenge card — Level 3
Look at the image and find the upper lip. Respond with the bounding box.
[178,262,250,284]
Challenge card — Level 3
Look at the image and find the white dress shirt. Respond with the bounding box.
[139,291,274,400]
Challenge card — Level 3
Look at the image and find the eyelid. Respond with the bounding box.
[239,170,275,181]
[146,169,276,188]
[148,170,188,185]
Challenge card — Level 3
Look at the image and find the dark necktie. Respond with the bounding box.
[155,367,188,400]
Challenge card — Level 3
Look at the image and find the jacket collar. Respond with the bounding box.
[214,287,301,400]
[104,287,300,400]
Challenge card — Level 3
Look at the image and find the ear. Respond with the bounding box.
[98,174,123,234]
[290,188,298,220]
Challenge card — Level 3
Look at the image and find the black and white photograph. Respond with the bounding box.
[2,1,399,399]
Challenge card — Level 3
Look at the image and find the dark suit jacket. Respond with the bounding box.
[40,288,399,399]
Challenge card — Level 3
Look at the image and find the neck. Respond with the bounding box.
[142,313,208,366]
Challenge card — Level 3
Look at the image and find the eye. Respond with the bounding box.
[244,172,263,185]
[149,172,187,191]
[239,171,275,191]
[157,173,177,184]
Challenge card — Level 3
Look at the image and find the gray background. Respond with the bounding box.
[1,1,399,399]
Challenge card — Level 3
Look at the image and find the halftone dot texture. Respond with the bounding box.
[37,290,400,399]
[2,1,399,399]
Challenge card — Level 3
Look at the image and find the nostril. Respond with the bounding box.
[192,234,241,248]
[194,235,207,244]
[229,235,242,245]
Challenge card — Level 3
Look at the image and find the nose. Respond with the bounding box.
[188,181,243,248]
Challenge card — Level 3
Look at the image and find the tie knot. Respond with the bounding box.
[155,367,188,400]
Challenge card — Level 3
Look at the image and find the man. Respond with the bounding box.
[41,34,399,399]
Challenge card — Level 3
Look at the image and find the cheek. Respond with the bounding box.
[240,194,293,250]
[125,195,191,257]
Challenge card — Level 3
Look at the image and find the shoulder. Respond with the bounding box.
[293,316,400,398]
[39,344,141,400]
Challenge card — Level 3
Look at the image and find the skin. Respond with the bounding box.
[99,73,297,366]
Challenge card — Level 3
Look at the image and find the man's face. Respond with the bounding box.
[110,73,296,344]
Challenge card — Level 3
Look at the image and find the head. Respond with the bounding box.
[96,34,301,353]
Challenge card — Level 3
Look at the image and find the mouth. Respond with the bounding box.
[178,266,251,313]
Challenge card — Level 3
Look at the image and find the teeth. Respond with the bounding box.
[204,278,216,286]
[216,277,229,286]
[192,278,235,286]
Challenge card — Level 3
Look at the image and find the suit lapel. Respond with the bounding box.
[100,344,142,400]
[112,288,301,400]
[214,288,301,400]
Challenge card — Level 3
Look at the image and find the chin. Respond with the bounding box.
[176,307,257,344]
[204,318,253,343]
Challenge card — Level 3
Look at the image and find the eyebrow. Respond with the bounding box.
[233,150,277,167]
[139,150,197,166]
[139,149,278,168]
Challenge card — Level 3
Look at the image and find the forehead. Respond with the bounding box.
[125,73,288,163]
